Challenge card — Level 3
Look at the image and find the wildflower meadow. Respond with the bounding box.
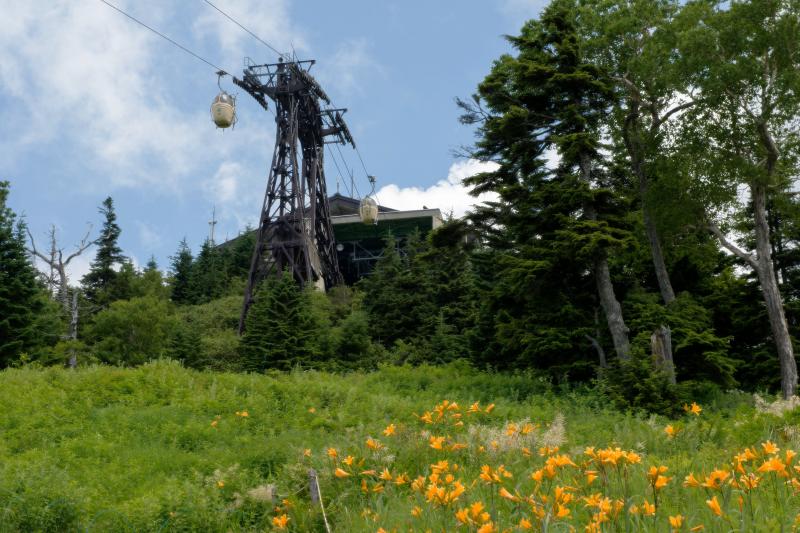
[1,360,800,531]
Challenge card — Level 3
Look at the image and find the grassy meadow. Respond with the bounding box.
[1,360,799,532]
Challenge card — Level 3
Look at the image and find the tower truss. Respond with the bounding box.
[233,58,352,332]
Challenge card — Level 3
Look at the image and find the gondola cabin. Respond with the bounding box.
[211,91,236,128]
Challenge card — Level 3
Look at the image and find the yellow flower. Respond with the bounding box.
[379,468,393,481]
[308,407,316,413]
[499,487,518,501]
[429,436,445,450]
[689,526,705,532]
[238,410,249,417]
[468,402,481,413]
[669,515,684,528]
[664,425,676,438]
[217,480,224,488]
[555,504,570,518]
[642,500,656,516]
[334,468,351,478]
[382,423,396,437]
[303,449,311,457]
[682,402,702,415]
[411,506,422,517]
[585,470,598,485]
[476,523,497,533]
[210,420,218,428]
[654,475,671,490]
[762,440,780,455]
[327,448,338,459]
[519,517,533,529]
[272,513,289,529]
[366,437,383,450]
[757,456,788,476]
[485,403,496,414]
[684,472,701,488]
[706,496,722,516]
[700,469,729,490]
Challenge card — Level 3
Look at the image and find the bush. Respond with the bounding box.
[598,352,682,416]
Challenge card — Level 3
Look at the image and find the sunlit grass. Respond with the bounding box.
[0,360,797,531]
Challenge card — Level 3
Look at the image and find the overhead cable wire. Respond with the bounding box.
[98,0,229,73]
[202,0,287,60]
[334,143,361,199]
[327,145,352,198]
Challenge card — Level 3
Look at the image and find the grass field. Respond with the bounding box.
[1,360,799,532]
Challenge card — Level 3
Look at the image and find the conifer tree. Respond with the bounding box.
[461,0,633,366]
[238,272,320,372]
[82,196,124,306]
[169,239,194,304]
[187,239,227,304]
[0,181,45,367]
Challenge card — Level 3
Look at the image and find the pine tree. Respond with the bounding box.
[169,239,194,304]
[238,272,320,372]
[0,181,45,367]
[461,0,634,370]
[187,239,227,304]
[82,196,124,306]
[360,232,437,347]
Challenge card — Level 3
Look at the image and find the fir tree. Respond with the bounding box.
[461,0,634,370]
[82,196,124,306]
[0,181,45,367]
[187,239,227,304]
[238,273,320,372]
[169,239,194,304]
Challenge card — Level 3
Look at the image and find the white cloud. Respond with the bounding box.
[136,220,163,250]
[193,0,307,67]
[0,2,206,189]
[316,38,384,98]
[375,159,499,217]
[501,0,546,21]
[0,1,284,195]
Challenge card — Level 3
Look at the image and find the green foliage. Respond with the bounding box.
[169,238,194,304]
[599,352,683,416]
[82,197,124,307]
[1,362,793,531]
[88,296,177,365]
[0,181,48,367]
[187,239,229,304]
[239,274,322,372]
[625,290,736,387]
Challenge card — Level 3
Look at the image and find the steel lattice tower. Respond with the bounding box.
[233,58,352,332]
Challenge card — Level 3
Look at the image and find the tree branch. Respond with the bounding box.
[64,225,93,266]
[707,222,758,270]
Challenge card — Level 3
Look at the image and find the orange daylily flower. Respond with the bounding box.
[272,514,289,529]
[706,496,722,516]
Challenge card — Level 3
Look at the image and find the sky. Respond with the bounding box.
[1,0,546,280]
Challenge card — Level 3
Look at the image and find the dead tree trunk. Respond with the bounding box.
[651,325,675,384]
[27,225,93,368]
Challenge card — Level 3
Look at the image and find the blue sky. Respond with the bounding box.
[1,0,544,279]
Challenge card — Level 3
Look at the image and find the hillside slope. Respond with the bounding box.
[0,361,797,531]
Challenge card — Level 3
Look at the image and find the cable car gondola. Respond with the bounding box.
[211,71,236,129]
[359,175,379,225]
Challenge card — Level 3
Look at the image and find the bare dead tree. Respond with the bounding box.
[27,225,93,366]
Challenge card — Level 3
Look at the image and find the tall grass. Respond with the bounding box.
[0,360,793,531]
